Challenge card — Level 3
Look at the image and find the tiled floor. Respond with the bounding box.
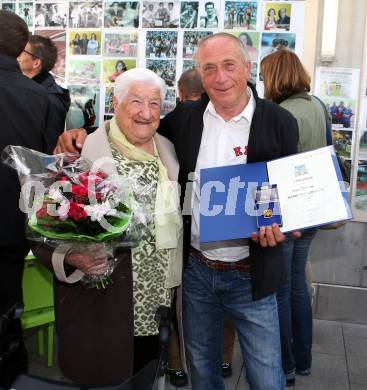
[26,319,367,389]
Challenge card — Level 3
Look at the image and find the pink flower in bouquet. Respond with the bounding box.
[68,202,88,221]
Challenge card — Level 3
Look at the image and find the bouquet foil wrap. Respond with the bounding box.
[2,145,148,288]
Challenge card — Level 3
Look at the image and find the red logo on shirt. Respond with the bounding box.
[233,146,248,157]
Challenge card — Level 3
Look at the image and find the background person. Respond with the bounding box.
[0,11,49,387]
[108,59,127,82]
[238,32,259,62]
[261,49,327,387]
[277,8,291,30]
[69,32,81,54]
[245,5,252,29]
[17,34,70,152]
[80,32,89,54]
[265,7,277,30]
[87,32,99,55]
[200,1,218,28]
[180,2,198,28]
[142,2,155,27]
[154,2,170,26]
[167,2,179,27]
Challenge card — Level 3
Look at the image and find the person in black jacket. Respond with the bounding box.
[54,33,299,390]
[18,34,70,152]
[0,10,49,388]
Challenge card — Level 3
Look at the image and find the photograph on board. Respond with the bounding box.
[323,98,356,129]
[264,3,292,31]
[69,31,102,55]
[66,85,100,129]
[142,1,180,28]
[332,129,353,159]
[105,86,115,114]
[146,31,177,59]
[104,1,140,27]
[1,3,16,12]
[69,2,103,28]
[146,59,176,87]
[355,160,367,211]
[260,32,296,58]
[18,2,33,27]
[180,1,199,29]
[161,88,176,116]
[199,0,219,28]
[35,3,68,28]
[231,31,259,62]
[182,59,195,72]
[102,58,136,83]
[103,32,138,57]
[183,31,212,59]
[224,1,257,30]
[68,58,101,84]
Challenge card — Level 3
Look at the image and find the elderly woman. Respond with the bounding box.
[32,68,182,387]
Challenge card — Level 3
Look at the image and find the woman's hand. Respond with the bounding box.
[65,247,108,275]
[54,128,88,154]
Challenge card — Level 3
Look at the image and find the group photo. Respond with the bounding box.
[103,32,138,57]
[69,31,101,55]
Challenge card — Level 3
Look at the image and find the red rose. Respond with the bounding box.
[68,202,88,221]
[36,206,48,219]
[71,184,88,198]
[58,175,70,182]
[78,172,89,186]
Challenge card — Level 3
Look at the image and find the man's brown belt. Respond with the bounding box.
[190,247,251,272]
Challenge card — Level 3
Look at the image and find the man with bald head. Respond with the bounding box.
[55,33,299,389]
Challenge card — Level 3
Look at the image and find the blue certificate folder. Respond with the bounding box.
[199,148,352,243]
[200,161,269,242]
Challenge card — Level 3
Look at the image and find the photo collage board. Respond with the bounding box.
[1,0,305,129]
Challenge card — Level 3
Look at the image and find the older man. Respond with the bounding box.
[55,33,299,389]
[17,35,70,152]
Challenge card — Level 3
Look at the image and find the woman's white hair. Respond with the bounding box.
[114,68,167,103]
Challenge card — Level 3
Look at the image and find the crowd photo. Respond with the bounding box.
[145,31,177,58]
[0,2,362,390]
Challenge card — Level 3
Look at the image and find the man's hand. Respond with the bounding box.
[53,128,87,154]
[251,224,302,247]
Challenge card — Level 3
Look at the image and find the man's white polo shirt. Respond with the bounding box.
[190,87,255,262]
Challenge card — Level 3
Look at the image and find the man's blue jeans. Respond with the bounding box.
[276,228,317,375]
[183,255,285,390]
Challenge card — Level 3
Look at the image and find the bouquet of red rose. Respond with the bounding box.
[2,145,141,288]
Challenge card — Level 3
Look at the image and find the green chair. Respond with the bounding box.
[22,254,55,367]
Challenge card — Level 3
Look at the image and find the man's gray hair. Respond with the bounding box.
[194,32,251,68]
[114,68,167,103]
